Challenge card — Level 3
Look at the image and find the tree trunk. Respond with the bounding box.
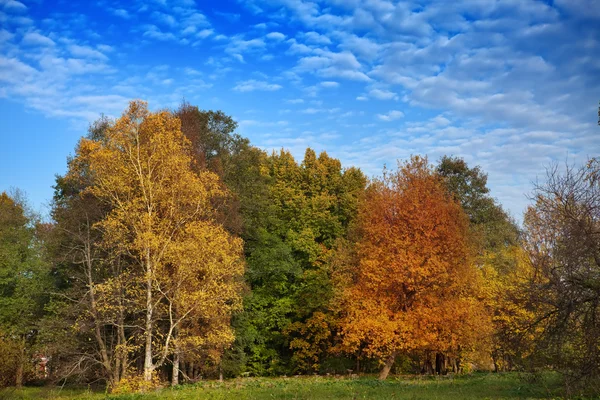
[85,239,113,382]
[117,317,127,382]
[435,353,444,375]
[188,361,195,381]
[449,357,457,373]
[424,354,434,375]
[378,351,397,380]
[116,265,128,383]
[172,351,180,386]
[15,337,25,388]
[144,265,154,382]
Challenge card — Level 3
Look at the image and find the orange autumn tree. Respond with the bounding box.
[340,156,491,379]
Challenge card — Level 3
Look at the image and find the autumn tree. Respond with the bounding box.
[340,157,490,380]
[436,156,522,370]
[174,102,248,236]
[175,101,240,174]
[523,161,600,392]
[65,100,244,384]
[42,116,133,388]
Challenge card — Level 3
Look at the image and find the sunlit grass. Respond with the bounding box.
[1,372,571,400]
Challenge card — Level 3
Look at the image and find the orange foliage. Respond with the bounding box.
[340,157,491,372]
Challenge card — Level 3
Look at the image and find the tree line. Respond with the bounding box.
[0,100,598,395]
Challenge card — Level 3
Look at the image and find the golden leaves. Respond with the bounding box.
[67,100,245,372]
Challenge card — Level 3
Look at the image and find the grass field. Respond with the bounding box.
[0,373,574,400]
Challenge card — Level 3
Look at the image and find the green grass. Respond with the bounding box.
[0,373,571,400]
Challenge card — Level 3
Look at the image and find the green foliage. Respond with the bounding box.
[0,191,48,387]
[230,149,366,375]
[217,146,366,376]
[436,156,519,255]
[0,191,46,333]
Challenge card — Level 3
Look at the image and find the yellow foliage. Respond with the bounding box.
[66,100,245,381]
[287,311,336,372]
[111,368,163,394]
[481,244,545,368]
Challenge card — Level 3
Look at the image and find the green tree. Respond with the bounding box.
[243,149,366,374]
[0,191,47,387]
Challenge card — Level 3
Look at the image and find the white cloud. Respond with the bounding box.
[300,31,331,44]
[286,38,313,54]
[2,0,599,223]
[0,56,37,84]
[97,44,113,53]
[233,79,282,92]
[377,110,404,121]
[337,34,381,61]
[301,107,341,114]
[1,0,26,12]
[111,8,130,19]
[0,11,32,25]
[226,36,266,58]
[21,32,55,46]
[182,26,196,35]
[143,25,177,41]
[69,44,109,61]
[302,108,323,114]
[0,28,13,43]
[368,88,398,100]
[266,31,286,40]
[196,28,213,38]
[239,119,288,127]
[182,12,209,28]
[152,11,177,27]
[320,81,339,88]
[183,67,201,76]
[295,49,371,81]
[71,95,129,112]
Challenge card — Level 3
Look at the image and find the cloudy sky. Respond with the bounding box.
[0,0,598,221]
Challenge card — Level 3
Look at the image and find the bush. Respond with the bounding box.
[111,370,163,394]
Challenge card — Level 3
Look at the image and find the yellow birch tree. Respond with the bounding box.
[67,100,244,384]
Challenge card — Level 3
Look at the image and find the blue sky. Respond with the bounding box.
[0,0,598,221]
